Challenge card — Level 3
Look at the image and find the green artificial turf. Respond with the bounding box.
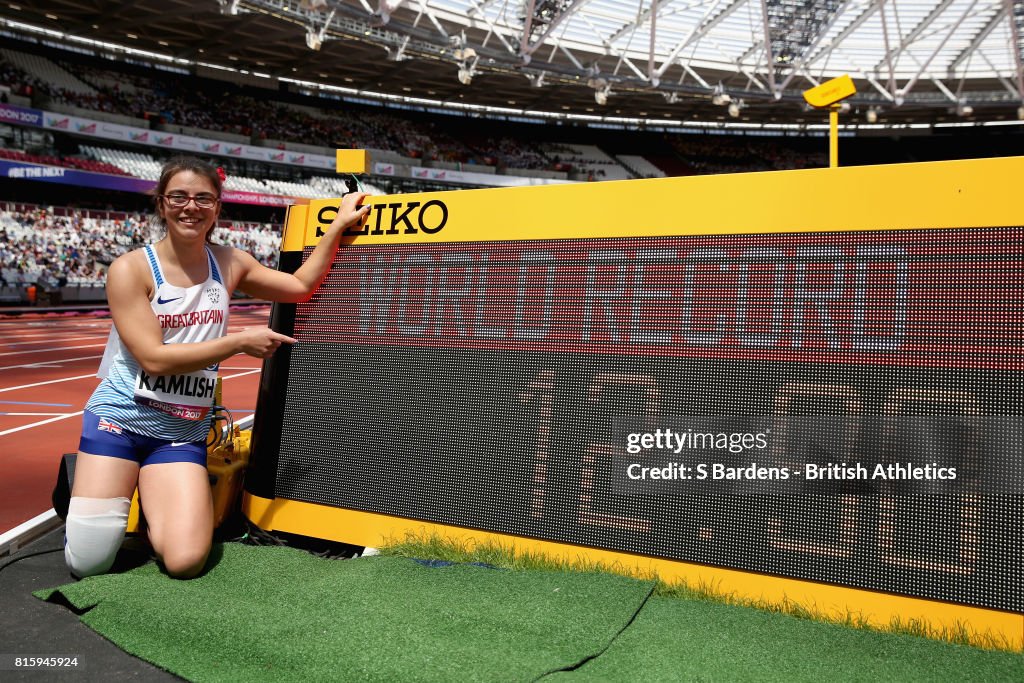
[35,543,655,682]
[383,532,1021,650]
[541,595,1024,683]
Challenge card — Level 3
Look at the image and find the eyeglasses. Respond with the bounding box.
[161,193,220,209]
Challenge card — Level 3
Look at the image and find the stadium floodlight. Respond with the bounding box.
[866,107,878,124]
[455,47,478,85]
[303,7,336,52]
[711,84,731,106]
[386,35,410,61]
[1019,105,1024,120]
[220,0,240,16]
[957,102,974,117]
[727,101,741,118]
[587,76,610,104]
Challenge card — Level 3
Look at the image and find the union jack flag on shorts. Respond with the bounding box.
[97,418,123,435]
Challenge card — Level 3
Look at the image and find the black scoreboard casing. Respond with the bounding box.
[244,159,1024,638]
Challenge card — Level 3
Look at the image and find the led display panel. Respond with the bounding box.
[246,159,1024,616]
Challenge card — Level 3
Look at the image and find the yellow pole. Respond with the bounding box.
[829,106,839,168]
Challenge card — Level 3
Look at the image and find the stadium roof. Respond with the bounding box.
[8,1,1024,128]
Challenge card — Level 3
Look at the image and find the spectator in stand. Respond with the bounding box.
[665,134,826,174]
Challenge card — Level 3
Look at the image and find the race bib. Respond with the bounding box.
[134,367,218,421]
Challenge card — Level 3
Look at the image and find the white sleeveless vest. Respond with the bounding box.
[87,244,230,442]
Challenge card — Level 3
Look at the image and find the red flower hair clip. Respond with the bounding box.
[216,166,227,182]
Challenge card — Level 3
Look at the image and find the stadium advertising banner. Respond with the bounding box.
[376,162,567,187]
[245,157,1023,646]
[409,165,572,187]
[0,159,153,193]
[0,102,42,127]
[0,159,294,207]
[2,106,568,186]
[220,189,294,207]
[34,109,336,171]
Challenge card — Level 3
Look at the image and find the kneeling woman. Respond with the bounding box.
[66,156,368,579]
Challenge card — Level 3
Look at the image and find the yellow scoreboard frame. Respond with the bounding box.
[243,156,1024,650]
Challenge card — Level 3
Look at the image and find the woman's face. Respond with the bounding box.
[158,170,221,243]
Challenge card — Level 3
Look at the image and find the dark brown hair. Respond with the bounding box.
[152,156,223,242]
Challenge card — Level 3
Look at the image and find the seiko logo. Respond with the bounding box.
[316,200,448,238]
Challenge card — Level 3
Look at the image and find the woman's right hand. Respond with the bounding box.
[232,327,297,359]
[325,191,370,235]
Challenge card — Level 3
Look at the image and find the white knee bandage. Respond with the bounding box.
[64,496,131,578]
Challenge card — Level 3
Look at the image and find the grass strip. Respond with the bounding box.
[381,532,1024,655]
[542,596,1024,682]
[36,542,655,682]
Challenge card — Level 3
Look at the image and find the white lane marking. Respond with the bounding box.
[0,411,83,436]
[221,369,261,380]
[0,323,111,334]
[0,334,107,348]
[0,332,105,342]
[0,356,103,370]
[0,374,96,393]
[5,416,258,535]
[0,362,259,438]
[0,343,106,358]
[0,364,255,391]
[11,321,108,329]
[0,355,103,371]
[0,412,71,416]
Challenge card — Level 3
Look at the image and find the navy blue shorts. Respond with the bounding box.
[78,410,207,467]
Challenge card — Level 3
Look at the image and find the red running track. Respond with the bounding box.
[0,305,271,533]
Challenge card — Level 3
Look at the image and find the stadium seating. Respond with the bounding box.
[0,47,639,178]
[0,39,850,304]
[0,48,96,96]
[616,155,667,179]
[0,148,131,176]
[539,143,633,181]
[80,145,383,199]
[0,43,873,186]
[80,146,163,180]
[0,204,284,297]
